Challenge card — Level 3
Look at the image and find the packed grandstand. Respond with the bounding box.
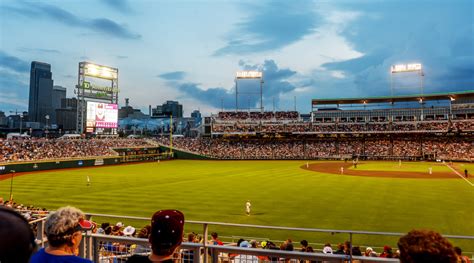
[1,91,473,163]
[1,91,473,262]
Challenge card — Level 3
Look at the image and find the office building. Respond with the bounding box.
[52,85,67,123]
[152,100,183,118]
[0,111,7,127]
[55,98,77,131]
[28,61,54,124]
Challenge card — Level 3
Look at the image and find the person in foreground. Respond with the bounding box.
[0,206,37,263]
[127,209,185,263]
[30,206,93,263]
[397,229,457,263]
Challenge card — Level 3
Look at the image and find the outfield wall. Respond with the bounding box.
[159,145,212,160]
[0,145,208,175]
[0,152,171,176]
[0,157,122,175]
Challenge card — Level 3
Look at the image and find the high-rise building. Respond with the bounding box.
[56,98,77,131]
[52,85,67,123]
[164,101,183,118]
[151,101,183,118]
[52,86,66,110]
[163,101,183,118]
[0,111,7,127]
[28,61,54,124]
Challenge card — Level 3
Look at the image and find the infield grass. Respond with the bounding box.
[348,161,452,172]
[1,160,472,251]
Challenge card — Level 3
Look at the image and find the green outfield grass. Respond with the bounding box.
[1,160,473,250]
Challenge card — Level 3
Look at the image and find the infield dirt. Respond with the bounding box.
[302,162,458,179]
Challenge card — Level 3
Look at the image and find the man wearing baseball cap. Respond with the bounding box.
[128,210,184,263]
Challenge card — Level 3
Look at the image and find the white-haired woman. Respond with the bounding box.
[30,206,93,263]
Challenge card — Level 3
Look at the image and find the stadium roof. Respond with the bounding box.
[312,90,474,105]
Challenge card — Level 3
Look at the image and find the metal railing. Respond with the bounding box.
[84,234,399,263]
[30,212,474,262]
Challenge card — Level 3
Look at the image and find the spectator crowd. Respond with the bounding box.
[159,137,473,161]
[211,119,474,134]
[1,204,472,263]
[0,138,154,163]
[217,111,299,121]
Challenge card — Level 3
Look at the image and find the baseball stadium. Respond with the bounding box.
[1,84,473,262]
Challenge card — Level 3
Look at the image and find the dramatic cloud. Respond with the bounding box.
[159,71,186,81]
[101,0,133,14]
[0,52,29,111]
[0,51,29,73]
[177,83,236,109]
[319,1,474,96]
[0,69,29,110]
[4,2,141,40]
[89,18,140,39]
[214,1,320,56]
[176,60,297,109]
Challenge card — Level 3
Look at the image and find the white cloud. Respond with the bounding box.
[226,5,363,78]
[330,70,346,79]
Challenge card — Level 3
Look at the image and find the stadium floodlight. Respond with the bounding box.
[84,63,118,80]
[390,63,424,97]
[390,63,422,73]
[234,71,264,112]
[236,71,263,79]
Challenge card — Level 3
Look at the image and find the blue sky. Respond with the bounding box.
[1,0,473,116]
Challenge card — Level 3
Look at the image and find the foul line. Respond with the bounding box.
[445,164,474,187]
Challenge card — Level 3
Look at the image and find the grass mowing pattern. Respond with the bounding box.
[1,160,472,249]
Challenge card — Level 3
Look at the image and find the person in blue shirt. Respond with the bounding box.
[30,206,93,263]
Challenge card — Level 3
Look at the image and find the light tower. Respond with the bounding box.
[390,63,424,96]
[235,71,264,112]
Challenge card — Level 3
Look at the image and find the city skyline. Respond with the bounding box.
[1,0,473,116]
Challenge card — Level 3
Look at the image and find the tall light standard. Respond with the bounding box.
[390,63,424,96]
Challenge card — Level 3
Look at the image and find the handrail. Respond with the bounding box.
[206,244,400,262]
[87,234,400,262]
[29,213,474,261]
[84,212,474,239]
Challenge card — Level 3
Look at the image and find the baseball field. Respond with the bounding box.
[1,160,473,250]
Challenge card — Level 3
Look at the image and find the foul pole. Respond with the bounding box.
[169,115,173,156]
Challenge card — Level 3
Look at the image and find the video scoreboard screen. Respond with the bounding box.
[86,102,118,128]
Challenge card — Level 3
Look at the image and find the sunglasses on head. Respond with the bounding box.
[73,218,93,232]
